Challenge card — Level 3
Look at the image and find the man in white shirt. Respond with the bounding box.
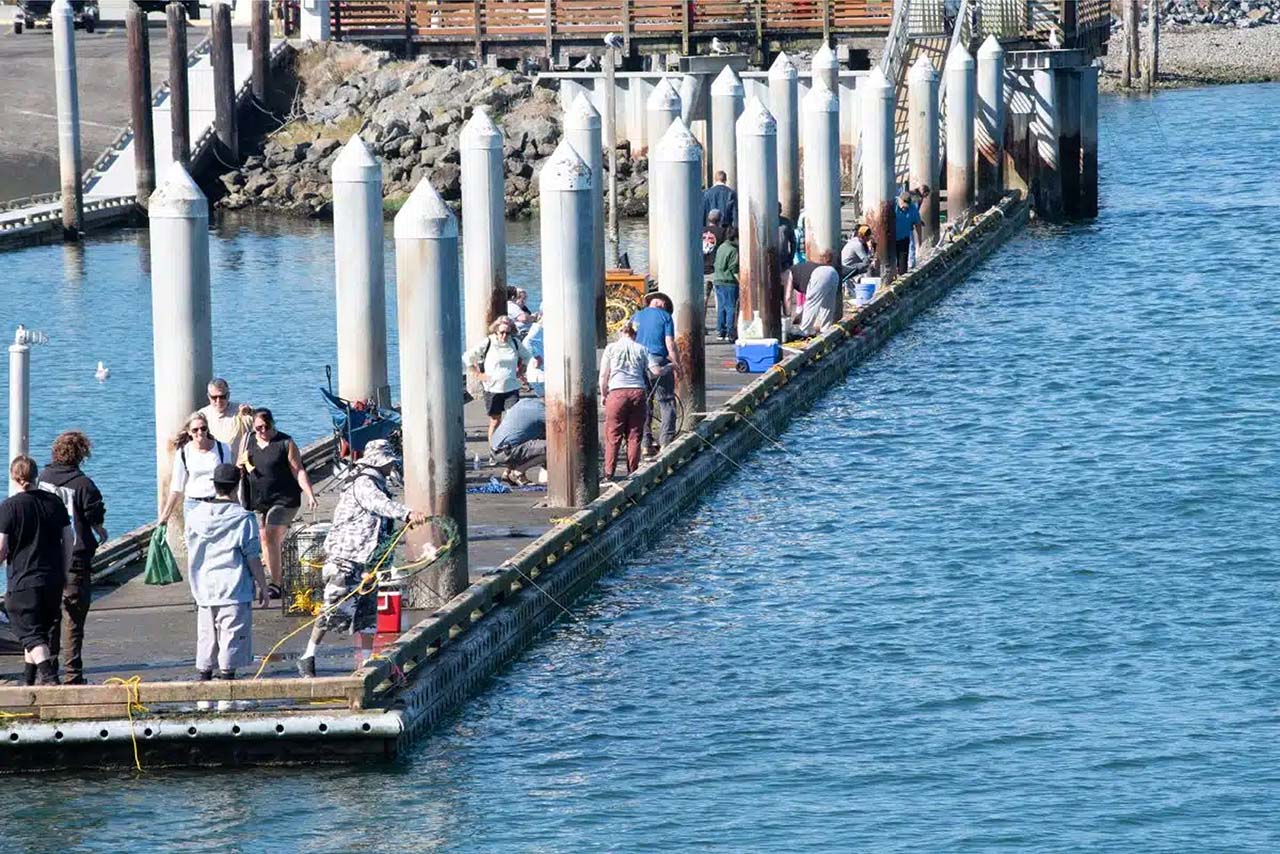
[198,378,253,456]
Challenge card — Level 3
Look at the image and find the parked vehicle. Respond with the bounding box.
[13,0,100,34]
[132,0,201,19]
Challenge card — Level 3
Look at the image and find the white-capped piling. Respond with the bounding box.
[710,66,745,189]
[976,36,1005,208]
[945,44,976,223]
[860,68,896,283]
[460,108,508,353]
[653,119,706,426]
[210,1,238,165]
[148,164,213,544]
[801,80,840,269]
[393,178,469,605]
[566,95,606,346]
[126,1,156,206]
[8,328,42,494]
[331,135,390,405]
[52,0,83,238]
[907,57,940,248]
[1032,68,1063,220]
[647,80,682,279]
[812,41,840,95]
[736,98,781,340]
[166,1,190,168]
[769,52,800,221]
[540,141,600,509]
[1079,65,1099,218]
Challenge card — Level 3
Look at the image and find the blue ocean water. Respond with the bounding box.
[3,83,1280,851]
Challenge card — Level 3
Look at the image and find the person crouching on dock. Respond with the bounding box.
[297,440,428,677]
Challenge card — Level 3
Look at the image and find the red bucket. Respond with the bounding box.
[376,590,403,635]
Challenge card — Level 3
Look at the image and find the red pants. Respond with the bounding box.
[604,388,647,477]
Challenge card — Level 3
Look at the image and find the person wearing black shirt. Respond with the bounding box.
[0,456,73,685]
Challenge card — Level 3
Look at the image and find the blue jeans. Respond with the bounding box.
[714,284,739,339]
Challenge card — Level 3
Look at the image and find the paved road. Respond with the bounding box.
[0,4,209,200]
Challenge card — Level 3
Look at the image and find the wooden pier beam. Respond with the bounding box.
[394,179,469,607]
[126,1,156,206]
[459,108,508,353]
[52,0,84,238]
[564,95,607,348]
[736,97,780,340]
[166,1,190,169]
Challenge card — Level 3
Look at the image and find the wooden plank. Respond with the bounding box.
[0,676,362,708]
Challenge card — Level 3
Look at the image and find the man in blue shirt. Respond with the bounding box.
[631,294,679,455]
[491,397,546,486]
[702,171,737,228]
[894,190,923,276]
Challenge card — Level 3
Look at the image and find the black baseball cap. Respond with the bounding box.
[212,463,241,487]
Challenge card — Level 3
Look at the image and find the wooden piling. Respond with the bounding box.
[251,0,271,106]
[166,2,190,169]
[1144,0,1159,91]
[126,2,156,205]
[769,52,800,223]
[210,1,239,165]
[52,0,83,239]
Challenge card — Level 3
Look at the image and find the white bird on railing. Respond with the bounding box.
[711,37,731,55]
[1048,27,1062,49]
[95,360,110,382]
[603,32,623,49]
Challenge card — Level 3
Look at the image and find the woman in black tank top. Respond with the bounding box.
[244,408,317,598]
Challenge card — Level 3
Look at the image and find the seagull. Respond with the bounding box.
[1048,27,1062,49]
[603,32,623,50]
[574,54,600,71]
[710,37,731,55]
[94,361,110,382]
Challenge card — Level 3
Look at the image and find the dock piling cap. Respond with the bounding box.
[909,55,939,84]
[460,106,503,150]
[565,93,602,131]
[393,177,458,240]
[979,34,1005,59]
[646,78,682,112]
[802,77,839,112]
[148,162,208,220]
[736,96,777,137]
[812,41,839,71]
[653,118,703,164]
[710,65,744,98]
[331,134,381,184]
[863,67,894,101]
[539,140,594,193]
[768,51,798,81]
[946,43,976,71]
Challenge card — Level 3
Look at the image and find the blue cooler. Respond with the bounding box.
[734,338,782,373]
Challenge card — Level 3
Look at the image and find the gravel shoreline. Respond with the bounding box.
[1101,24,1280,91]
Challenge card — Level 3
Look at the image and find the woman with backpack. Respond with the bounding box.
[463,316,533,445]
[159,412,233,533]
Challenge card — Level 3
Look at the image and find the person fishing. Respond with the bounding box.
[296,440,429,677]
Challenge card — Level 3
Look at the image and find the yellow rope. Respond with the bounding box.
[0,711,35,720]
[103,676,148,773]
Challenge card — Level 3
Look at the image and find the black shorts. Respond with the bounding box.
[484,389,519,417]
[6,581,62,651]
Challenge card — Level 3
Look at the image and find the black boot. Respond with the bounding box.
[35,660,59,685]
[22,664,36,686]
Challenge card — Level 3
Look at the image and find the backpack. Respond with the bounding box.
[478,336,525,373]
[181,440,227,472]
[38,479,79,549]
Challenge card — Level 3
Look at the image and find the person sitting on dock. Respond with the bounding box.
[702,171,737,229]
[186,464,269,707]
[491,397,547,487]
[632,293,679,456]
[298,440,429,677]
[895,190,923,276]
[0,456,73,686]
[464,317,534,446]
[794,250,841,338]
[506,288,540,338]
[599,322,660,481]
[199,378,253,457]
[841,225,875,279]
[37,431,108,685]
[784,256,819,317]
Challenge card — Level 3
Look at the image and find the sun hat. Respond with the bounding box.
[360,439,401,470]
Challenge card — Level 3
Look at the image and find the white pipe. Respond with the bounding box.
[801,80,840,269]
[735,97,779,340]
[908,56,940,248]
[565,94,606,346]
[646,80,682,279]
[52,0,83,237]
[394,178,468,606]
[331,135,390,406]
[860,68,896,283]
[8,336,29,495]
[710,66,745,191]
[460,108,508,354]
[769,52,800,222]
[976,36,1006,207]
[945,44,976,223]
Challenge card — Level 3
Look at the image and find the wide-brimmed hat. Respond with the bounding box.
[360,439,401,470]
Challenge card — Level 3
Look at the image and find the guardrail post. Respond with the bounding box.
[211,1,239,165]
[860,68,896,284]
[736,97,780,340]
[53,0,84,239]
[802,79,840,269]
[908,57,940,249]
[769,52,800,222]
[331,136,391,406]
[1078,65,1098,218]
[976,35,1005,208]
[460,108,508,353]
[394,179,469,607]
[127,2,156,207]
[149,164,213,555]
[945,43,975,223]
[710,66,744,189]
[1031,68,1063,221]
[166,2,191,169]
[646,80,682,280]
[540,141,600,509]
[653,119,706,426]
[565,96,607,347]
[251,0,270,105]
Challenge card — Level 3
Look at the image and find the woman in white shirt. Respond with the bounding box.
[598,322,662,480]
[464,316,533,444]
[158,412,233,529]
